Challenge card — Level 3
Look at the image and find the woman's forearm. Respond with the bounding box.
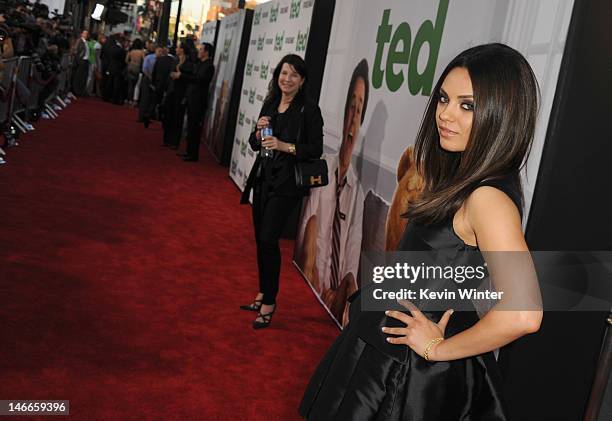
[431,309,542,361]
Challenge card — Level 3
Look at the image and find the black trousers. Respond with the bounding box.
[72,60,89,96]
[138,77,154,122]
[101,71,112,101]
[186,105,204,160]
[110,72,125,105]
[163,94,186,147]
[252,190,301,305]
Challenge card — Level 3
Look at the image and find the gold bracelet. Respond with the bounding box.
[424,337,444,361]
[288,143,296,155]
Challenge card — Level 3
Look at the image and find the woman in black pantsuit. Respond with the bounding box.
[240,54,324,329]
[162,39,196,149]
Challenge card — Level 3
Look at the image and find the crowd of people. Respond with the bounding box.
[0,0,73,164]
[0,0,216,166]
[70,32,215,163]
[70,30,150,104]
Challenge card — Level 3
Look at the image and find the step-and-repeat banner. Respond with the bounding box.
[200,20,219,44]
[293,0,575,325]
[203,11,248,162]
[229,0,315,190]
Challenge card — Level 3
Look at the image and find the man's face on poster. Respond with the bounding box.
[339,77,366,167]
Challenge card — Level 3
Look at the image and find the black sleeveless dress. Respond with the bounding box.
[299,175,522,421]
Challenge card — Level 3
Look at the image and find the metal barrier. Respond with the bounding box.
[56,53,72,97]
[1,54,75,164]
[0,57,19,125]
[12,57,31,116]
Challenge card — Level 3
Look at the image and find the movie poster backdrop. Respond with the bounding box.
[229,0,316,189]
[293,0,575,325]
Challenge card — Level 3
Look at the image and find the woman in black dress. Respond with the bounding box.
[300,43,542,420]
[162,39,196,149]
[240,54,324,329]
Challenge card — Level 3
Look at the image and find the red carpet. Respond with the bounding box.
[0,99,338,420]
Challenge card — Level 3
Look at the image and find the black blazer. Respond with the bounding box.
[183,58,214,114]
[240,95,324,203]
[74,38,87,62]
[166,59,195,101]
[152,55,176,96]
[108,43,126,75]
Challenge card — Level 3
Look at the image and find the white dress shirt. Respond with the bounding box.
[296,153,364,291]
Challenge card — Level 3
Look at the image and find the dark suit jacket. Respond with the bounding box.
[74,38,87,63]
[108,42,126,75]
[183,58,214,115]
[241,95,324,202]
[152,55,177,97]
[166,59,194,101]
[100,41,112,73]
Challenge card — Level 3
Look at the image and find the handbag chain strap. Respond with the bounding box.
[295,105,305,146]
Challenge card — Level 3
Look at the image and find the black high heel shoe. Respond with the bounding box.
[240,299,263,312]
[252,305,276,329]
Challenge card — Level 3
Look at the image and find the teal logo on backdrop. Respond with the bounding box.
[257,34,265,51]
[296,28,309,52]
[251,117,257,132]
[254,9,261,25]
[274,31,285,51]
[246,61,253,76]
[290,0,301,19]
[372,0,449,96]
[270,3,279,23]
[240,141,247,156]
[260,62,269,80]
[238,111,245,126]
[220,38,231,62]
[249,88,256,104]
[231,159,237,175]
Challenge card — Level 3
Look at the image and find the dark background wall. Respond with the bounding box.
[499,0,612,419]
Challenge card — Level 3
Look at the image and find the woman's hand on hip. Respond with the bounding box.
[261,136,290,153]
[382,300,454,362]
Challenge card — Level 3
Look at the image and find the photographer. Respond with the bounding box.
[0,22,14,59]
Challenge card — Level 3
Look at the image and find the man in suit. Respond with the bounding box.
[107,34,126,104]
[72,30,89,96]
[99,34,113,101]
[180,42,215,162]
[151,47,175,124]
[140,45,161,127]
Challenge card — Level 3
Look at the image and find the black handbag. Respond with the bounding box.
[294,106,328,188]
[295,159,329,188]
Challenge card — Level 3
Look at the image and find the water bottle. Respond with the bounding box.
[260,124,274,158]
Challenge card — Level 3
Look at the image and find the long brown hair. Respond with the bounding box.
[404,43,540,224]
